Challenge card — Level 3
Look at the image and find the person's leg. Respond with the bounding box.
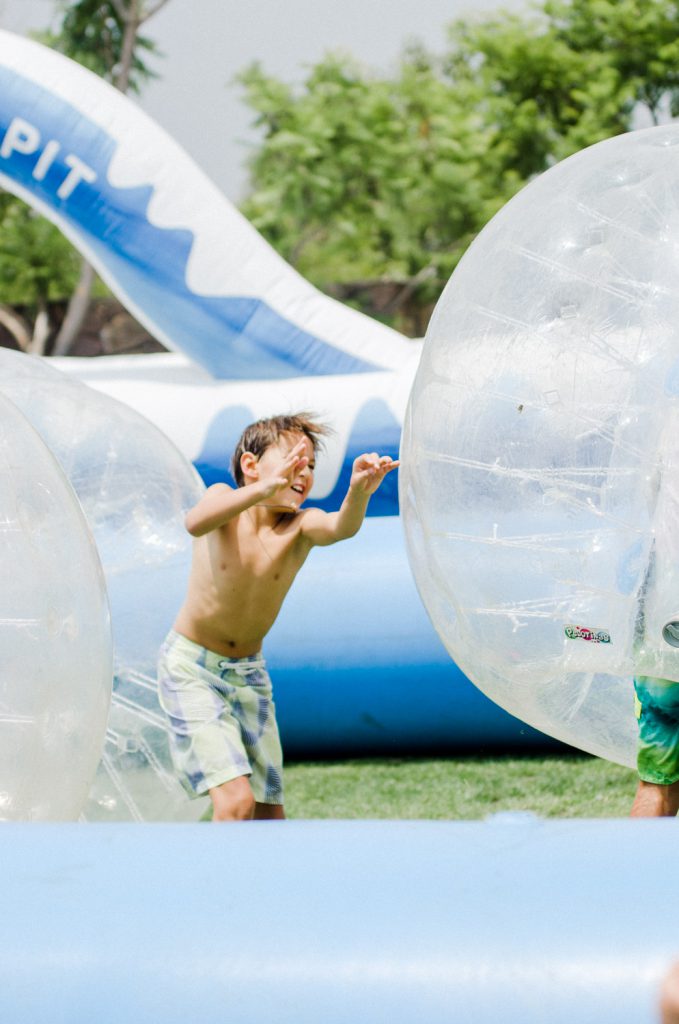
[660,961,679,1024]
[238,660,286,819]
[633,676,679,815]
[254,802,285,819]
[630,779,679,817]
[209,776,256,821]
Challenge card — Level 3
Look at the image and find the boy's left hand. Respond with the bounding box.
[350,453,400,496]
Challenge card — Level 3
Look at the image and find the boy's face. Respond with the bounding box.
[257,431,315,507]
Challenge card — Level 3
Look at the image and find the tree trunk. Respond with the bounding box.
[50,0,172,356]
[0,303,32,352]
[379,265,437,317]
[52,0,138,356]
[30,299,51,356]
[114,1,140,93]
[51,259,96,356]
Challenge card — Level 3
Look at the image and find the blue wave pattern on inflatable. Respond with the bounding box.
[0,66,379,380]
[194,397,402,515]
[193,403,252,488]
[317,399,401,514]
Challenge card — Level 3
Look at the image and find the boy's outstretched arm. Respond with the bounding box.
[301,453,399,546]
[185,440,309,537]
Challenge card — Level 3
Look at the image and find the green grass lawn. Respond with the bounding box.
[282,754,637,820]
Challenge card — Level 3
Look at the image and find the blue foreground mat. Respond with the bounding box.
[1,818,677,1023]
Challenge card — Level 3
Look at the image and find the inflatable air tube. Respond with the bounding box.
[0,818,675,1023]
[266,516,551,753]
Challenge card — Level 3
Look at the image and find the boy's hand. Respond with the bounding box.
[258,440,309,510]
[350,453,400,496]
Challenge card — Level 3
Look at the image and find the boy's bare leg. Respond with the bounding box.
[254,803,285,820]
[630,780,679,817]
[209,777,256,821]
[660,961,679,1024]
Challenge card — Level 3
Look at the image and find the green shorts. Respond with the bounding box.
[634,675,679,785]
[157,630,284,803]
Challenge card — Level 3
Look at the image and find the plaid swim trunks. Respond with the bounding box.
[634,675,679,786]
[157,630,284,803]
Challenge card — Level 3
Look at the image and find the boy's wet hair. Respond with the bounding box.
[231,412,331,486]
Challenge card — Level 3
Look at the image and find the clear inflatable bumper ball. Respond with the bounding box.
[400,125,679,767]
[0,350,206,821]
[0,394,112,820]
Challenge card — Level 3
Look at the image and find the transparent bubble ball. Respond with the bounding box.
[0,350,206,820]
[0,393,112,819]
[400,125,679,767]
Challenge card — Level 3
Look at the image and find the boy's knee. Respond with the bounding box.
[210,778,256,821]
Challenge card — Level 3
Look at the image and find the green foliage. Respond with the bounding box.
[545,0,679,122]
[0,193,80,306]
[240,0,679,331]
[38,0,161,92]
[240,53,509,311]
[446,9,633,175]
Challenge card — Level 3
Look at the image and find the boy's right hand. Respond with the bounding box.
[258,440,309,509]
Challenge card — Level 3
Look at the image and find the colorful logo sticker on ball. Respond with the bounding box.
[564,624,611,644]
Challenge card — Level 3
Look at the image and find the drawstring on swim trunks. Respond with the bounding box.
[219,658,266,677]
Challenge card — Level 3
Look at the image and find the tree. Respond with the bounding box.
[37,0,169,354]
[447,0,679,175]
[445,9,632,178]
[240,51,510,335]
[239,0,679,334]
[44,0,168,95]
[0,193,81,353]
[545,0,679,125]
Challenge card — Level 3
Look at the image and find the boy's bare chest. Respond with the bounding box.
[242,524,302,575]
[208,517,307,582]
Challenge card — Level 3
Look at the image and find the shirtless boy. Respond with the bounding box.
[158,412,398,821]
